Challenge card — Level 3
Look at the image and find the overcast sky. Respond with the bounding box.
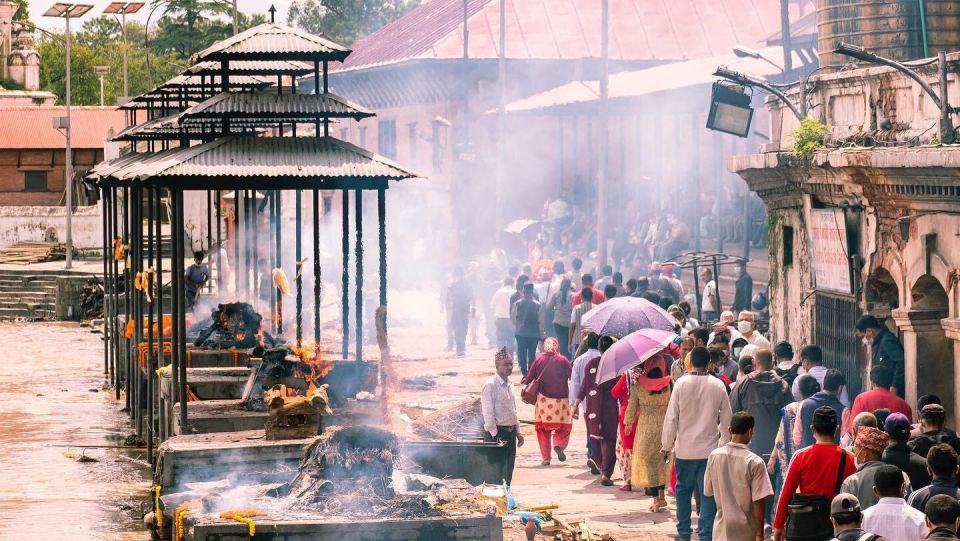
[30,1,294,30]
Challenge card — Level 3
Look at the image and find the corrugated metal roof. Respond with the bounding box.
[109,114,269,141]
[504,45,799,112]
[90,136,419,183]
[187,60,315,76]
[156,73,273,91]
[0,106,125,149]
[179,90,375,122]
[195,23,351,62]
[339,0,814,72]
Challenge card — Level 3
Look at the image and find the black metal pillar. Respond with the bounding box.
[169,189,181,441]
[112,187,121,401]
[206,190,212,293]
[146,186,155,460]
[215,190,222,291]
[275,190,283,335]
[341,189,349,359]
[295,189,303,346]
[175,190,188,432]
[154,187,165,444]
[354,189,363,361]
[378,188,387,313]
[233,189,240,294]
[101,188,109,377]
[313,190,321,345]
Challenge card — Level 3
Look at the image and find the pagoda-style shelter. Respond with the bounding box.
[87,22,418,460]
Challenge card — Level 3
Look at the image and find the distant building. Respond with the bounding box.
[732,51,960,422]
[0,2,56,106]
[0,106,125,205]
[316,0,815,258]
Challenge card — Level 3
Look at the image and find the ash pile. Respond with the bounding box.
[149,426,490,538]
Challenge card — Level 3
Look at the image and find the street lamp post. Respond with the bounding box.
[103,2,145,103]
[44,2,93,270]
[94,65,110,106]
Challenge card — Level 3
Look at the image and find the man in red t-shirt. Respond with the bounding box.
[773,407,857,541]
[572,273,606,306]
[843,366,912,438]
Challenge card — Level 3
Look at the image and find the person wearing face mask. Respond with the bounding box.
[840,426,912,510]
[855,316,905,399]
[737,311,770,350]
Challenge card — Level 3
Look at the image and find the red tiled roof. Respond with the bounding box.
[340,0,814,71]
[0,106,126,149]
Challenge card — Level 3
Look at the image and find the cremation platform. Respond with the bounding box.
[155,430,310,488]
[187,514,503,541]
[160,367,250,402]
[173,398,383,435]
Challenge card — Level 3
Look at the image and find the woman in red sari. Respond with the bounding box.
[522,337,573,466]
[611,370,639,491]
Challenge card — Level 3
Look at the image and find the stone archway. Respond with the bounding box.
[899,275,952,422]
[865,268,899,315]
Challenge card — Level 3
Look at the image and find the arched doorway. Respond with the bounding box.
[910,275,951,422]
[865,268,899,314]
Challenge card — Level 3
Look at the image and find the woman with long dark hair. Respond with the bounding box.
[548,278,574,357]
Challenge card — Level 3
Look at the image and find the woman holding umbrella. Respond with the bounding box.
[623,354,673,512]
[573,335,620,486]
[522,337,573,466]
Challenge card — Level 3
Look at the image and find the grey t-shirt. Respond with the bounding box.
[185,263,210,292]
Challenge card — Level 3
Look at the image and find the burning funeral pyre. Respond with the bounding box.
[193,302,274,350]
[149,426,493,540]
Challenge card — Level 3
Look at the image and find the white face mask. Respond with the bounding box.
[737,320,752,334]
[861,337,871,347]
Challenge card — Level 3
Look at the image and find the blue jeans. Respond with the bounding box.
[675,458,716,541]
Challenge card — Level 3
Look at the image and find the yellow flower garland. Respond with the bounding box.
[220,510,261,537]
[154,486,164,537]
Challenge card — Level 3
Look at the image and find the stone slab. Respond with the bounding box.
[188,514,503,541]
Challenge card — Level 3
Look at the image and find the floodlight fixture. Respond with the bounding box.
[706,82,754,138]
[713,65,804,120]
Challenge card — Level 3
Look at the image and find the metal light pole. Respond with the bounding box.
[94,65,110,106]
[596,0,609,266]
[44,3,94,270]
[103,2,145,103]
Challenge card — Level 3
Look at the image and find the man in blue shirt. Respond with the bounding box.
[797,369,847,448]
[908,444,960,512]
[184,251,210,309]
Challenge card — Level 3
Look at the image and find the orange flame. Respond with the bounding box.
[292,342,332,395]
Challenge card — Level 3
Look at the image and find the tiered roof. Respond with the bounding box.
[89,22,419,189]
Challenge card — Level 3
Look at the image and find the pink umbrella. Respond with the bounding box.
[595,328,678,384]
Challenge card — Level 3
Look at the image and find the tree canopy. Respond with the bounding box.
[33,1,267,105]
[287,0,420,45]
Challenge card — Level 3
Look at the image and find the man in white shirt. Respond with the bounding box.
[704,412,773,541]
[790,344,850,407]
[862,464,929,541]
[701,267,719,322]
[736,311,770,350]
[490,278,517,353]
[480,348,525,484]
[663,346,734,541]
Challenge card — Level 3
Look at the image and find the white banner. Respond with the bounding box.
[808,208,851,294]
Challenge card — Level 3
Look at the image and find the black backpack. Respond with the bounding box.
[775,364,801,388]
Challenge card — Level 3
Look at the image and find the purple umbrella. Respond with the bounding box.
[580,296,677,339]
[596,328,678,384]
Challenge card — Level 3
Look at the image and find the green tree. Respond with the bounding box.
[150,3,266,60]
[12,0,28,21]
[287,0,421,45]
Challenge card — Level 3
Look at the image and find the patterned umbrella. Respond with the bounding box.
[580,296,677,338]
[596,328,678,383]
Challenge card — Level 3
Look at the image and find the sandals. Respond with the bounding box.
[541,460,551,466]
[649,496,668,513]
[619,483,632,492]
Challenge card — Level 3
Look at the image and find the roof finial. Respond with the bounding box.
[268,4,276,23]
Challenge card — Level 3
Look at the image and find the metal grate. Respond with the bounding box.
[815,293,863,397]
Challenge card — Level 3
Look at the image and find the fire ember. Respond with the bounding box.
[193,302,274,349]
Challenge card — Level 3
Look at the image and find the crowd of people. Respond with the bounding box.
[479,253,959,541]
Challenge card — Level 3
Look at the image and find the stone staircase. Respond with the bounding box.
[0,269,91,321]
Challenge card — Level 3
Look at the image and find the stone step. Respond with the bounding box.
[0,284,57,293]
[0,294,56,304]
[0,307,55,320]
[0,301,56,311]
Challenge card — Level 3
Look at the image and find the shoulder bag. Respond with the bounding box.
[785,449,847,541]
[521,374,541,405]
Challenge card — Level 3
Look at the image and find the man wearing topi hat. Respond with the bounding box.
[840,426,911,510]
[480,348,525,484]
